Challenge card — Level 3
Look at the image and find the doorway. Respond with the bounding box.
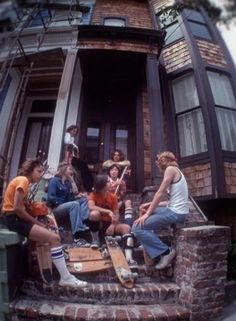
[79,50,146,191]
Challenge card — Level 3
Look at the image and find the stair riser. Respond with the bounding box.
[9,301,190,321]
[21,281,180,305]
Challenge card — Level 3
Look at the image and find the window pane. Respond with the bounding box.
[208,71,236,109]
[164,22,183,45]
[189,21,212,40]
[158,9,178,27]
[86,126,100,163]
[216,108,236,151]
[172,74,199,113]
[177,109,207,157]
[183,9,205,23]
[115,125,128,158]
[104,18,125,27]
[29,9,49,27]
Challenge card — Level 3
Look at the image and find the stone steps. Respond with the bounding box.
[20,280,180,305]
[9,299,190,321]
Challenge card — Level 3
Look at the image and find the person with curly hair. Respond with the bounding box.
[2,158,87,288]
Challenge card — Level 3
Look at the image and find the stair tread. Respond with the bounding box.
[10,298,190,320]
[21,280,180,305]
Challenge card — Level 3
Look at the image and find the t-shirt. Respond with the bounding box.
[3,176,29,213]
[88,191,118,222]
[108,177,126,200]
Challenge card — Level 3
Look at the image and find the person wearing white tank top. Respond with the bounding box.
[132,151,189,270]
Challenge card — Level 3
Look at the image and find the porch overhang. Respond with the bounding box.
[77,25,166,57]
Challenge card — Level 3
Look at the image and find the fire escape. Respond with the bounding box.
[0,0,89,200]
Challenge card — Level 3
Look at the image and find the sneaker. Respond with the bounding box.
[155,248,176,270]
[90,240,100,249]
[59,275,88,288]
[127,259,138,269]
[74,238,90,248]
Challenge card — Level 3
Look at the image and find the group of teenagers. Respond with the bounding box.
[1,124,189,288]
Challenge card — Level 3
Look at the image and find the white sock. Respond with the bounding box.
[125,248,133,261]
[91,231,99,242]
[51,246,71,281]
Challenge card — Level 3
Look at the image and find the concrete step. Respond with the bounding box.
[9,299,190,321]
[21,280,180,305]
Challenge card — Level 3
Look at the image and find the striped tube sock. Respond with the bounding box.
[51,246,71,280]
[124,207,133,227]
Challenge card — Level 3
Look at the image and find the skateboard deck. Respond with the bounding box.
[36,242,53,283]
[105,236,135,289]
[66,247,113,274]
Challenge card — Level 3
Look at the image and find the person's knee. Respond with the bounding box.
[125,200,132,208]
[49,232,61,246]
[89,210,100,221]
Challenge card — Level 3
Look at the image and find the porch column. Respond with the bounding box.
[47,49,78,170]
[66,57,83,129]
[146,54,164,185]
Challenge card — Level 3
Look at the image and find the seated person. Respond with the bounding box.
[88,174,137,267]
[47,162,90,247]
[107,164,134,227]
[102,149,131,181]
[2,158,87,288]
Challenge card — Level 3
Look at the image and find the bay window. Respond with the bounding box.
[172,73,207,157]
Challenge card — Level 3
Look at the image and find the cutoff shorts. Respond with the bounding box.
[4,213,33,237]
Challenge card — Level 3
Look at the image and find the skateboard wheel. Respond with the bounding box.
[114,236,122,243]
[74,263,82,272]
[106,236,113,242]
[132,272,138,279]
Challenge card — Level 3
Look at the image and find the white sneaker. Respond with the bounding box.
[59,275,88,288]
[155,248,176,270]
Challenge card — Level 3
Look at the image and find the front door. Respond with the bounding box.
[80,85,136,191]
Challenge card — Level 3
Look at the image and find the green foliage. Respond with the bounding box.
[158,0,225,26]
[227,241,236,280]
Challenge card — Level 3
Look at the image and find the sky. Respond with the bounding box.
[213,0,236,66]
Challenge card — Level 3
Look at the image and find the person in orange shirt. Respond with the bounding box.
[88,174,137,267]
[2,158,87,288]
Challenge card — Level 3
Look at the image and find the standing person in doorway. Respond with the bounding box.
[2,158,87,287]
[64,125,79,164]
[132,151,189,270]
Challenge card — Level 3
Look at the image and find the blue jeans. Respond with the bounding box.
[53,197,89,235]
[132,207,187,259]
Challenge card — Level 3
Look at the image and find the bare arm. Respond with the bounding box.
[134,167,175,226]
[14,189,44,226]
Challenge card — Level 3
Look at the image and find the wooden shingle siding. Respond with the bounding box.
[78,40,158,54]
[224,162,236,194]
[196,39,228,68]
[162,40,192,73]
[182,163,212,197]
[92,0,153,29]
[149,0,175,13]
[142,85,152,186]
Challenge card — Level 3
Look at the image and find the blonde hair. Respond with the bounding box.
[56,162,71,177]
[156,151,178,168]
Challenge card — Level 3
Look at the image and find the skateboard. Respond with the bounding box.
[66,247,113,274]
[105,236,137,289]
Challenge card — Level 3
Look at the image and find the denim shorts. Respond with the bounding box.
[4,213,33,237]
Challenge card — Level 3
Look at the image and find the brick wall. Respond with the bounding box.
[92,0,153,29]
[78,40,158,54]
[182,163,212,197]
[196,39,228,68]
[149,0,175,13]
[224,162,236,194]
[142,85,152,186]
[161,40,192,73]
[175,225,230,321]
